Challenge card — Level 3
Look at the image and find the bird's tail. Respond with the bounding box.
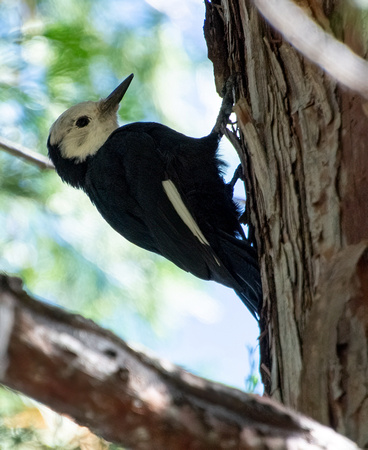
[216,232,262,318]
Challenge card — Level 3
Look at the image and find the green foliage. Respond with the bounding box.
[244,345,261,393]
[0,387,125,449]
[0,0,212,445]
[0,0,196,329]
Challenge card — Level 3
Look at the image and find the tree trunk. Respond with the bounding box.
[205,0,368,447]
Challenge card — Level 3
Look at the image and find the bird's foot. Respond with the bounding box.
[211,74,237,137]
[228,163,243,190]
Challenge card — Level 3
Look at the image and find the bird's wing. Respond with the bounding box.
[114,130,244,285]
[85,141,160,255]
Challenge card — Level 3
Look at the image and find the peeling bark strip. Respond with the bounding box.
[253,0,368,98]
[0,275,358,449]
[204,0,368,447]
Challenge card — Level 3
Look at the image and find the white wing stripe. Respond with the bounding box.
[162,179,210,246]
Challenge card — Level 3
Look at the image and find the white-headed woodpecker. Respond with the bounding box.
[47,74,262,318]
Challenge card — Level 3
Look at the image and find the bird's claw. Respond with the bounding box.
[212,74,238,136]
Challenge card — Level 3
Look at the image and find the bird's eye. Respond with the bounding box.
[75,116,90,128]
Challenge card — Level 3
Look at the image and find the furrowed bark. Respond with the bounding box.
[204,0,368,446]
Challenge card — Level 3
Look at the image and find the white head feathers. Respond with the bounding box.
[48,74,134,162]
[49,100,119,161]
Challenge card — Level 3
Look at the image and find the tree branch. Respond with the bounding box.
[0,137,54,170]
[253,0,368,98]
[0,274,358,449]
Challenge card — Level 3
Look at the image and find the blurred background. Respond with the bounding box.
[0,0,260,447]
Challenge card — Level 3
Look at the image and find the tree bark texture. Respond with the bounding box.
[0,274,359,450]
[204,0,368,447]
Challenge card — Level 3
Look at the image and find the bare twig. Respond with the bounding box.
[0,274,358,449]
[253,0,368,98]
[0,136,54,170]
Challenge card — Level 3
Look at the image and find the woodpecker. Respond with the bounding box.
[47,74,262,318]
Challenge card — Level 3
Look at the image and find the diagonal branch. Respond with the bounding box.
[0,137,54,170]
[0,274,358,449]
[253,0,368,98]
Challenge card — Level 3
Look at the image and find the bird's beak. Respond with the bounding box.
[100,73,134,113]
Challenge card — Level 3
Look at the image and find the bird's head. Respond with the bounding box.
[48,73,134,163]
